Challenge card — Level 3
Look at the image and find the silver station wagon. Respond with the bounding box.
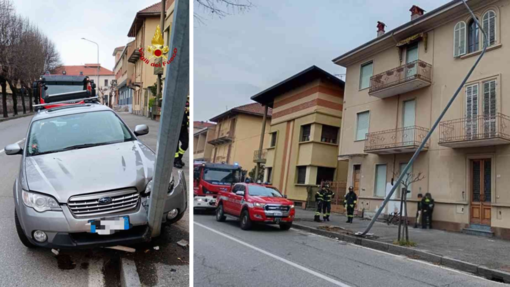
[5,103,187,248]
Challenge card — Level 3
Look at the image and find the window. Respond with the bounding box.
[321,125,339,144]
[466,84,479,138]
[483,80,497,136]
[360,62,373,90]
[270,132,277,147]
[454,21,466,57]
[483,11,496,46]
[374,164,387,197]
[300,124,311,142]
[316,167,335,185]
[468,18,480,53]
[104,79,109,87]
[266,167,273,183]
[356,111,370,141]
[296,166,307,184]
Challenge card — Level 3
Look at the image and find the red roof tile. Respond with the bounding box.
[52,65,114,76]
[210,103,272,122]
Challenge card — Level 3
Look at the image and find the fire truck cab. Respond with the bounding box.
[32,75,97,109]
[193,163,244,211]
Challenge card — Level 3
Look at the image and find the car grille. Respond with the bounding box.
[264,204,290,212]
[68,189,139,218]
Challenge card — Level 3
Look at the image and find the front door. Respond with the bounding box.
[470,159,492,225]
[406,43,419,78]
[403,100,416,145]
[352,165,361,197]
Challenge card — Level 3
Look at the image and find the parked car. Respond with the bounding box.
[215,183,295,230]
[4,102,187,248]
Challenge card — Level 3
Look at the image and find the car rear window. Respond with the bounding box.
[248,185,283,197]
[27,111,133,156]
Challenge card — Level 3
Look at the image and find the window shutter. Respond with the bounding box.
[454,23,460,57]
[466,85,472,118]
[459,22,466,55]
[482,11,496,46]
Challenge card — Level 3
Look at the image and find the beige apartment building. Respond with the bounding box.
[208,103,271,173]
[127,0,174,117]
[193,121,216,162]
[112,41,135,112]
[335,0,510,238]
[252,66,348,201]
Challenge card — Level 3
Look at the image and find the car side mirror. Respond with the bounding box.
[134,124,149,136]
[4,143,22,155]
[235,191,245,196]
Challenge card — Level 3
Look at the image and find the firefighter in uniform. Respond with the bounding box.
[344,186,357,223]
[174,95,189,169]
[322,182,334,222]
[421,192,435,229]
[314,187,325,222]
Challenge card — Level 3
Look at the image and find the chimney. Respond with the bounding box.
[410,5,425,21]
[377,21,386,37]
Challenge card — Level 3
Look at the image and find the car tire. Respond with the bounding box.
[15,210,36,248]
[216,204,226,222]
[165,209,186,225]
[279,222,292,231]
[240,210,252,230]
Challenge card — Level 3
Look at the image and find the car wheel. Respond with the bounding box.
[279,222,292,230]
[164,208,185,225]
[240,210,252,230]
[15,210,36,248]
[216,204,226,222]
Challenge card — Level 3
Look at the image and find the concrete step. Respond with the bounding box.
[468,224,492,232]
[462,227,494,238]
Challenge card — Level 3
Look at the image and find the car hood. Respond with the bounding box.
[251,196,293,205]
[24,141,155,203]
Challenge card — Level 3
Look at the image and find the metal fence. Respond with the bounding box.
[369,60,432,94]
[365,126,430,152]
[439,113,510,143]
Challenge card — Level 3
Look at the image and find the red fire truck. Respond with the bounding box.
[215,183,295,230]
[193,163,244,211]
[32,75,97,109]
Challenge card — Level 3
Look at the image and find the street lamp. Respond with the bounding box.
[81,38,100,103]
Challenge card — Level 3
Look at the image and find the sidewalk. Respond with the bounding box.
[0,112,34,122]
[293,208,510,282]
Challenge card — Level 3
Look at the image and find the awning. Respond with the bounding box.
[396,32,428,51]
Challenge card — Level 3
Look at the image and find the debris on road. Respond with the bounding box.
[144,249,150,253]
[51,249,59,256]
[177,239,188,248]
[105,245,136,253]
[57,254,76,270]
[153,246,160,251]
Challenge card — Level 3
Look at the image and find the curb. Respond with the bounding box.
[0,113,34,123]
[292,223,510,283]
[120,258,142,287]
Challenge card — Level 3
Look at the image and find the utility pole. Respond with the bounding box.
[155,0,166,116]
[147,0,188,238]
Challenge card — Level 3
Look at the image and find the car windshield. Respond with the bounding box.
[45,84,85,96]
[27,111,134,156]
[203,168,236,185]
[248,185,283,197]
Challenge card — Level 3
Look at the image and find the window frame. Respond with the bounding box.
[321,125,340,144]
[374,164,387,198]
[454,21,467,57]
[359,61,373,90]
[482,10,497,46]
[316,167,336,185]
[355,111,370,141]
[300,124,311,142]
[296,166,307,184]
[269,132,277,148]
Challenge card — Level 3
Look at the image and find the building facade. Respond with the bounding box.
[112,41,135,112]
[193,121,216,162]
[208,103,271,173]
[335,0,510,238]
[252,66,348,201]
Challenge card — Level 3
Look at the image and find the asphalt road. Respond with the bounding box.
[194,214,504,287]
[0,111,189,287]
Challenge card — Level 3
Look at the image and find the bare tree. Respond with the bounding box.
[194,0,253,23]
[392,169,424,243]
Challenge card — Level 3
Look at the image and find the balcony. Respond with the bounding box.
[369,60,432,99]
[365,126,430,154]
[208,131,233,145]
[439,113,510,148]
[127,45,141,64]
[253,149,267,163]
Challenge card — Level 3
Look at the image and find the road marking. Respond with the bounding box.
[88,258,105,287]
[195,222,352,287]
[0,138,25,154]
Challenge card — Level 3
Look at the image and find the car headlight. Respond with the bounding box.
[290,205,295,209]
[254,203,266,208]
[145,179,153,195]
[22,190,61,212]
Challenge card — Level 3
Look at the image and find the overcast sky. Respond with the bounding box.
[13,0,160,71]
[194,0,450,121]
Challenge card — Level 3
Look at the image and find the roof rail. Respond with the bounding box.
[34,97,100,111]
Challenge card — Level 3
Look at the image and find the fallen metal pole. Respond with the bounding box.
[148,0,189,238]
[357,0,487,237]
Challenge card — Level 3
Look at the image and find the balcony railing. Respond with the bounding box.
[369,60,432,98]
[365,126,430,154]
[208,131,233,145]
[127,45,141,64]
[439,113,510,148]
[253,149,267,163]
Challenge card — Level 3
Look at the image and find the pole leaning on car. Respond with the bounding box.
[147,0,189,238]
[357,0,488,237]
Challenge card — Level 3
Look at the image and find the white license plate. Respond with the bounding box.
[273,211,282,216]
[87,216,130,235]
